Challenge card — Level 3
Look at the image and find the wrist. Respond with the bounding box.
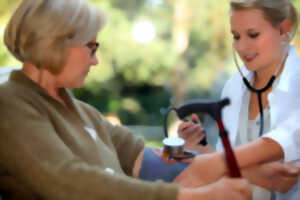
[189,152,227,186]
[241,164,273,190]
[177,187,192,200]
[214,153,227,176]
[177,187,212,200]
[194,153,227,176]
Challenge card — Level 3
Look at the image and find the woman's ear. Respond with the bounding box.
[279,19,292,37]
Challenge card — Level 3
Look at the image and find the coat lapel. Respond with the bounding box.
[222,67,253,146]
[268,45,300,127]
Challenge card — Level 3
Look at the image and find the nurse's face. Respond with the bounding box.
[230,8,286,73]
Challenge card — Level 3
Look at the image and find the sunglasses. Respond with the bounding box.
[86,41,99,56]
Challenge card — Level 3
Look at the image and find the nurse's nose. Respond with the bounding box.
[234,37,251,55]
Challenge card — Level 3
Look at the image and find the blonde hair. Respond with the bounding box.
[230,0,298,43]
[4,0,107,74]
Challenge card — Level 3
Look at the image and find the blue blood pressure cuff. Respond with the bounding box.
[139,147,190,182]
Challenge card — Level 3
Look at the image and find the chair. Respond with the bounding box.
[0,66,21,200]
[0,66,21,84]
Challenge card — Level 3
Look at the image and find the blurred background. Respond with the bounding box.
[1,0,300,146]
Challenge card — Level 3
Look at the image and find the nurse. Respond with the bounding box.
[178,0,300,199]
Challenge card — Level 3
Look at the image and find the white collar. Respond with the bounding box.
[237,45,297,92]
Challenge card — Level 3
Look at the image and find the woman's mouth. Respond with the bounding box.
[243,53,258,63]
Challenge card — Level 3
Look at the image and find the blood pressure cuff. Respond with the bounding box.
[139,147,190,182]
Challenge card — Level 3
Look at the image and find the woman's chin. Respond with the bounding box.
[67,81,85,89]
[244,64,259,72]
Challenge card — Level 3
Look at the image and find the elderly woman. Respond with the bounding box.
[0,0,252,199]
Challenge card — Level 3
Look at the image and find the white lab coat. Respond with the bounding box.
[216,45,300,200]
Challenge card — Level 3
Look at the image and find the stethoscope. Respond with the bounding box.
[233,46,288,136]
[163,98,242,177]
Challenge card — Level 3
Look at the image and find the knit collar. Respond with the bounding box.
[9,70,76,110]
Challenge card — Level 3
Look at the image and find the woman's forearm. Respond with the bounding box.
[177,178,252,200]
[205,137,284,180]
[177,187,209,200]
[234,137,284,168]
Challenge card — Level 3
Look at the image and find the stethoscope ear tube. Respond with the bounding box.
[234,46,288,137]
[242,76,276,137]
[229,46,288,177]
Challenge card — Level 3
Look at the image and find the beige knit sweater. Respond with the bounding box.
[0,70,178,200]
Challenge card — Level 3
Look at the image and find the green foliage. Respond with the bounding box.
[1,0,300,126]
[79,0,178,125]
[0,2,21,67]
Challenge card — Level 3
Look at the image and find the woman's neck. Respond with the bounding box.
[254,50,287,87]
[22,63,66,105]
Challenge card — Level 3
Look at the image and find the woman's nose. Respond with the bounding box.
[235,39,250,54]
[90,55,99,66]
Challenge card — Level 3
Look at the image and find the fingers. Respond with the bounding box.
[274,176,298,193]
[275,163,299,192]
[182,125,205,139]
[213,178,252,200]
[180,130,205,143]
[236,179,253,200]
[264,162,300,193]
[178,121,205,140]
[286,163,300,175]
[279,162,300,176]
[191,113,200,123]
[178,122,205,137]
[177,115,208,151]
[178,114,202,132]
[228,178,253,200]
[178,121,197,134]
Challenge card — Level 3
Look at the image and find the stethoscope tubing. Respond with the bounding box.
[233,47,288,137]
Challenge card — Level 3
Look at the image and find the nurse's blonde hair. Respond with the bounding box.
[230,0,298,43]
[4,0,107,74]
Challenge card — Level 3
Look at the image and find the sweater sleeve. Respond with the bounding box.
[77,102,145,176]
[0,99,178,200]
[101,119,145,176]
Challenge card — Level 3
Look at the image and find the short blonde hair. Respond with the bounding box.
[230,0,298,43]
[4,0,107,74]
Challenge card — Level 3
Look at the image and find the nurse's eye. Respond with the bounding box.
[233,34,240,40]
[248,33,260,38]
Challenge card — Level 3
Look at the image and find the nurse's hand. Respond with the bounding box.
[243,161,300,193]
[178,178,252,200]
[174,153,226,187]
[177,114,214,153]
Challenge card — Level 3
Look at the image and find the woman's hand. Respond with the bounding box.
[178,114,205,146]
[177,114,214,153]
[174,153,226,187]
[133,148,145,178]
[178,178,252,200]
[243,161,300,193]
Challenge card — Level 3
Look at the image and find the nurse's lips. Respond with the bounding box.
[243,53,258,63]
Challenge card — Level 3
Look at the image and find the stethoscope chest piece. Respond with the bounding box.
[162,137,185,156]
[162,137,196,160]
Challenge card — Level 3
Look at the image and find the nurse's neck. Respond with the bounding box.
[254,53,287,87]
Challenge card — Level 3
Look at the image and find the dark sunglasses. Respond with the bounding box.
[86,41,99,56]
